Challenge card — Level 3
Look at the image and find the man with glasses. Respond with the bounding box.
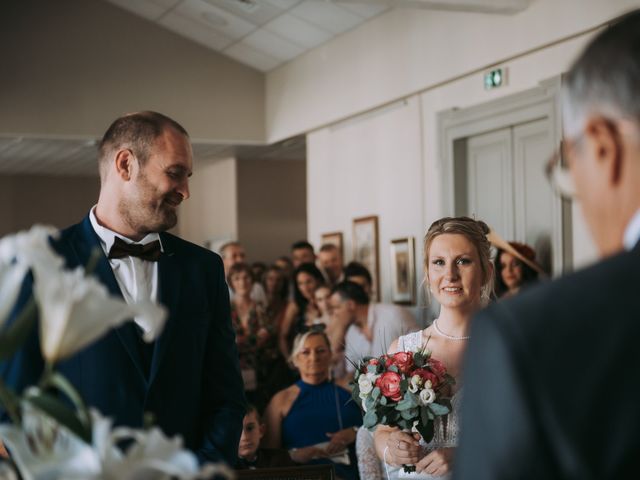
[455,10,640,480]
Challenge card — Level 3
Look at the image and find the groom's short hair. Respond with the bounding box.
[98,111,189,180]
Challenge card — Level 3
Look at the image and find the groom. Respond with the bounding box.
[1,111,246,465]
[455,10,640,480]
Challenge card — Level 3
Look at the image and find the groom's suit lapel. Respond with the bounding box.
[148,233,183,386]
[71,216,148,381]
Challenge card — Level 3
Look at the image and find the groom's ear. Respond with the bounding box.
[114,149,136,181]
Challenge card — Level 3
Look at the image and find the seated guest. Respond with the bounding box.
[494,241,541,298]
[236,405,295,470]
[228,263,273,410]
[318,244,344,287]
[264,265,290,330]
[343,261,373,298]
[329,281,418,375]
[290,240,316,268]
[263,329,362,480]
[251,262,268,287]
[314,286,347,383]
[278,263,325,358]
[314,285,332,326]
[221,241,266,303]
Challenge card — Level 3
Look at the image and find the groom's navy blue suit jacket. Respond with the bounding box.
[1,216,246,465]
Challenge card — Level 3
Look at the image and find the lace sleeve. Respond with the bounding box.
[356,428,384,480]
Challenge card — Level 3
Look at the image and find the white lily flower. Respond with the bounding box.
[419,388,436,406]
[0,225,62,328]
[34,267,167,363]
[1,406,232,480]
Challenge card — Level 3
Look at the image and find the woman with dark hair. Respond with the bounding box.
[278,263,325,358]
[494,242,540,298]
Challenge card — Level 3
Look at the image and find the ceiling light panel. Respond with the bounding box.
[241,29,304,62]
[264,13,332,49]
[205,0,284,26]
[290,1,363,35]
[159,10,235,50]
[173,0,257,40]
[224,42,282,71]
[338,2,389,19]
[264,0,301,9]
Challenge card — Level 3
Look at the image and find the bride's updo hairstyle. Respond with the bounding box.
[423,216,493,303]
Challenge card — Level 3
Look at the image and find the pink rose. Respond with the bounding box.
[389,352,414,374]
[412,368,440,388]
[375,371,403,402]
[428,358,447,378]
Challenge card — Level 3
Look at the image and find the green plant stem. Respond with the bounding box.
[0,379,21,426]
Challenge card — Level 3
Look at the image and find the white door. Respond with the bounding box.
[458,118,556,273]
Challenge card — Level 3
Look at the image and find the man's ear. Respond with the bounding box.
[584,116,623,187]
[259,423,266,439]
[114,149,136,181]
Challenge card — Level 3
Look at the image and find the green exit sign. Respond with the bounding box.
[484,68,506,90]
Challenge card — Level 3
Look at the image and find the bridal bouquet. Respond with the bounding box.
[0,225,232,480]
[351,348,454,472]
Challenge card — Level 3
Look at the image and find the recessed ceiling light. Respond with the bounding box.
[201,11,229,27]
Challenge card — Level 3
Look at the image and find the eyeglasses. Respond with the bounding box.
[544,133,584,200]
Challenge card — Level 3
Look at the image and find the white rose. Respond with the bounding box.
[419,388,436,405]
[358,376,374,396]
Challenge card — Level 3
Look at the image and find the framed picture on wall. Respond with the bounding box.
[352,215,380,302]
[389,237,416,305]
[320,231,344,261]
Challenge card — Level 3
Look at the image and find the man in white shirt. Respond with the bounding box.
[455,11,640,480]
[329,281,418,375]
[1,111,245,466]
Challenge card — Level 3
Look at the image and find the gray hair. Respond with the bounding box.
[563,10,640,137]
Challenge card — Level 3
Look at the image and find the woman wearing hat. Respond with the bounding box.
[494,242,540,298]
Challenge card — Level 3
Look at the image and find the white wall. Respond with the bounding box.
[267,0,639,142]
[304,0,621,305]
[178,156,238,247]
[308,97,425,303]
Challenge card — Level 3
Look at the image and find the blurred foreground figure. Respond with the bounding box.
[455,10,640,480]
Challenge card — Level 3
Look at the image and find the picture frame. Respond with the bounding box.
[390,237,416,305]
[320,231,344,262]
[352,215,380,302]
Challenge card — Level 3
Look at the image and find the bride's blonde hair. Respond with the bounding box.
[423,216,493,303]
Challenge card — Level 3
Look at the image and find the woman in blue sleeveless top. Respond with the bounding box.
[264,328,362,479]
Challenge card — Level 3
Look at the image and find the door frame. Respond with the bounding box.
[437,77,570,275]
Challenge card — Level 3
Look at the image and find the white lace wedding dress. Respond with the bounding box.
[357,331,461,480]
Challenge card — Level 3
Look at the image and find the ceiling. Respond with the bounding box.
[104,0,532,72]
[0,0,531,176]
[0,135,307,177]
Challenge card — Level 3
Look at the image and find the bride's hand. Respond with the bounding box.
[385,430,422,466]
[415,447,455,476]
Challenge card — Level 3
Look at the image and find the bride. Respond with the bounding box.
[373,217,493,479]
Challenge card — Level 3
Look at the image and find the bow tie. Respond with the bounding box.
[108,236,162,262]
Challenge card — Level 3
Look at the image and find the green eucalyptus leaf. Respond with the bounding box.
[24,391,92,443]
[388,365,399,373]
[372,387,381,400]
[363,411,378,429]
[429,403,450,416]
[380,395,387,406]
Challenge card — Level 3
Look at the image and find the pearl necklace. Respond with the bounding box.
[433,319,470,341]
